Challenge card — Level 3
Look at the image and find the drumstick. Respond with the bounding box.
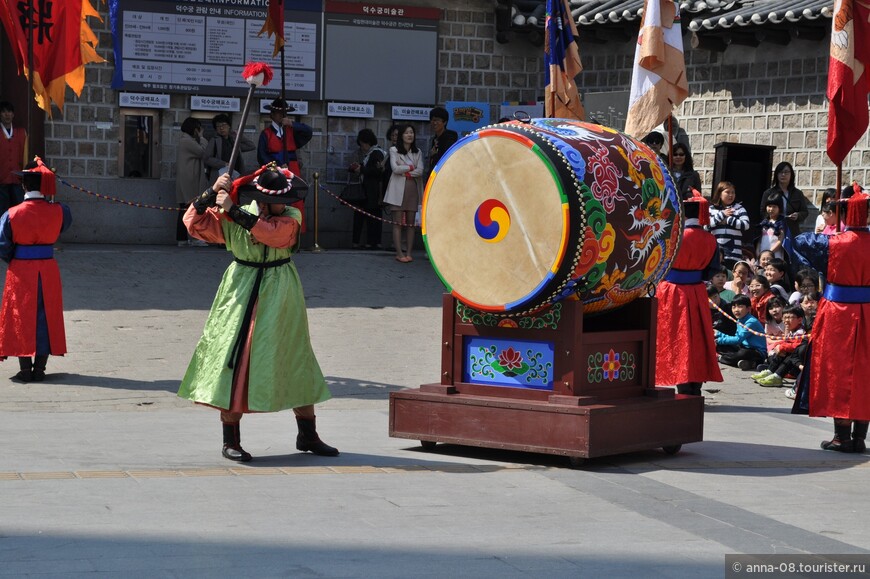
[226,62,274,179]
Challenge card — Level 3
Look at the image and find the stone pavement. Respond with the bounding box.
[1,244,869,578]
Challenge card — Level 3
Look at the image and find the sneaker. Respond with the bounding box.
[737,359,755,371]
[189,239,209,247]
[784,387,796,400]
[757,374,783,387]
[177,241,189,247]
[751,369,773,381]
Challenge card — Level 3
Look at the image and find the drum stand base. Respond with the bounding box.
[390,387,702,462]
[388,295,704,465]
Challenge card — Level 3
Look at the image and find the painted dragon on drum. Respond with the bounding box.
[422,118,682,317]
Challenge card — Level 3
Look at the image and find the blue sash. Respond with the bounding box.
[13,244,53,260]
[823,283,870,304]
[664,269,703,284]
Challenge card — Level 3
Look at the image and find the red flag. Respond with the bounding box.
[259,0,285,57]
[0,0,105,116]
[826,0,870,166]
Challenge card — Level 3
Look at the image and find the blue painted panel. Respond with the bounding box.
[463,336,554,390]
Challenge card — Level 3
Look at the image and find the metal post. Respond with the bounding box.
[310,171,323,253]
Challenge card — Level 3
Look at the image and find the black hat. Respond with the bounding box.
[266,98,295,113]
[237,166,308,204]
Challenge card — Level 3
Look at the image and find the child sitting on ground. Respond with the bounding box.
[788,268,819,305]
[715,295,767,370]
[763,258,791,301]
[710,265,736,302]
[764,296,786,348]
[752,305,807,387]
[708,285,736,336]
[800,291,820,329]
[724,260,752,297]
[748,274,775,325]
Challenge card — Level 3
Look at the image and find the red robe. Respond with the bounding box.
[806,231,870,420]
[655,226,724,385]
[0,200,67,356]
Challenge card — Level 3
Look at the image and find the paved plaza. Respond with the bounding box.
[1,243,869,578]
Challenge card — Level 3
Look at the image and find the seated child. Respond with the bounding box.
[753,305,807,387]
[757,198,786,259]
[710,265,736,302]
[788,268,819,305]
[756,249,774,272]
[763,258,791,301]
[724,260,752,297]
[708,285,736,336]
[715,294,767,370]
[801,291,820,329]
[764,297,786,351]
[748,274,774,325]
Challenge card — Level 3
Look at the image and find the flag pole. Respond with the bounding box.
[835,163,843,232]
[26,0,34,159]
[667,115,673,167]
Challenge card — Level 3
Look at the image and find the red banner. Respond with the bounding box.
[258,0,285,57]
[827,0,870,165]
[0,0,104,115]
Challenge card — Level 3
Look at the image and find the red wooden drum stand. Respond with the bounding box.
[389,295,703,466]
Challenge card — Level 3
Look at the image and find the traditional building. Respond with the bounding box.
[0,0,859,245]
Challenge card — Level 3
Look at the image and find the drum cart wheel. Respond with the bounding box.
[662,444,682,455]
[420,440,437,451]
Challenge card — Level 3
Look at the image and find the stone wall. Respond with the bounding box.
[28,1,864,245]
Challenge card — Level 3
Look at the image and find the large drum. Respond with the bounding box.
[422,119,683,316]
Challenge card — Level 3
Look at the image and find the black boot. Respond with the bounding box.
[14,357,32,382]
[31,355,48,382]
[852,421,868,454]
[821,420,855,452]
[296,417,339,456]
[222,423,252,462]
[676,382,702,396]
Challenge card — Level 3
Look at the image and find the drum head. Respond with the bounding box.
[423,130,569,312]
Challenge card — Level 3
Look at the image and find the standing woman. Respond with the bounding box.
[175,117,208,247]
[669,143,702,200]
[381,124,400,206]
[383,124,423,263]
[708,181,750,269]
[348,129,386,249]
[760,161,810,240]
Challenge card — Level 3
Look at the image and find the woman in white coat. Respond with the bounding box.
[383,125,423,262]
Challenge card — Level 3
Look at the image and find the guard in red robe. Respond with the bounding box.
[655,190,724,395]
[0,158,72,382]
[793,188,870,453]
[257,98,312,231]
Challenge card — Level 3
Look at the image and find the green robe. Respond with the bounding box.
[178,204,331,412]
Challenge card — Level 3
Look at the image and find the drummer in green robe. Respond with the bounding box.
[179,164,337,462]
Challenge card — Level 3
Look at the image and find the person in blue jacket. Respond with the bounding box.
[714,294,767,370]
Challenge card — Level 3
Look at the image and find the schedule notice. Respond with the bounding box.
[118,3,319,98]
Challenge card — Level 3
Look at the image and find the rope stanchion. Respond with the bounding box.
[708,298,811,340]
[59,178,183,211]
[320,183,421,228]
[311,172,324,253]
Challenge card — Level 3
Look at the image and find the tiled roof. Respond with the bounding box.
[567,0,832,30]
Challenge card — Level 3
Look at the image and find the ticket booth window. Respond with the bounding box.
[119,110,160,178]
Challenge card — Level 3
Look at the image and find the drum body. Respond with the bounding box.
[422,119,682,316]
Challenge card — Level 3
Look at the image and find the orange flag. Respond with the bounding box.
[624,0,688,138]
[826,0,870,165]
[259,0,285,57]
[0,0,105,116]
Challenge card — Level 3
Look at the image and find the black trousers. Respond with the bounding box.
[717,344,765,367]
[177,203,189,242]
[350,198,382,247]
